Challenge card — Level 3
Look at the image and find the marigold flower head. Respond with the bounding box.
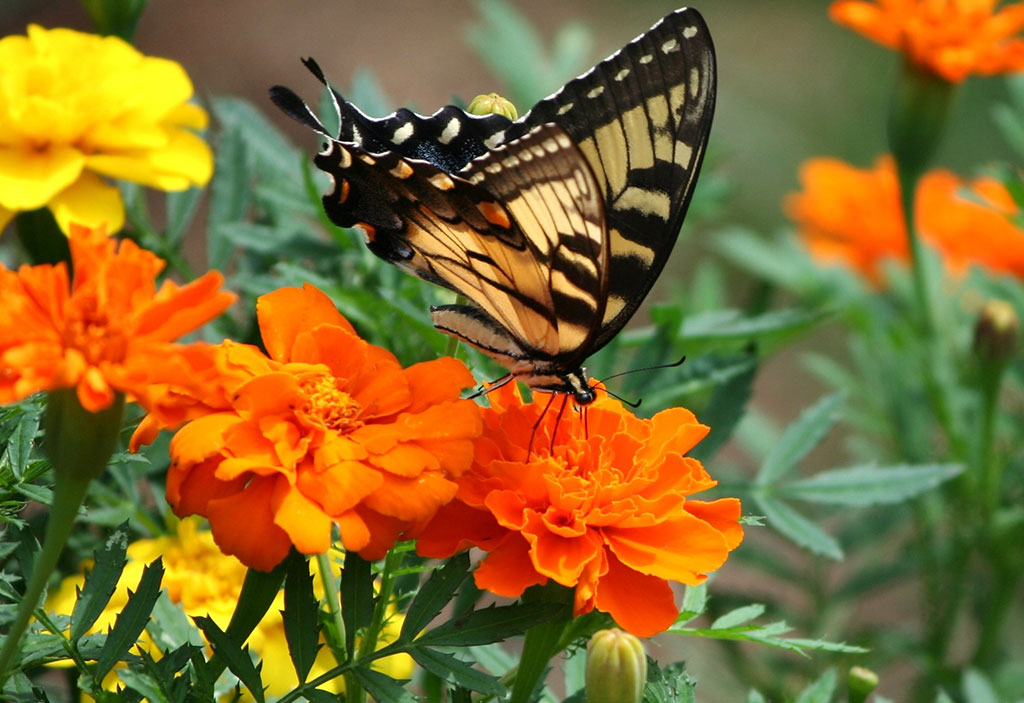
[829,0,1024,82]
[416,384,744,638]
[163,284,482,571]
[0,25,213,234]
[0,224,234,413]
[46,518,412,697]
[786,155,1024,284]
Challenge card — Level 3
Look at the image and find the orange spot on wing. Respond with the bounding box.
[478,201,511,229]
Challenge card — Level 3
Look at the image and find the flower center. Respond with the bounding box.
[63,300,128,365]
[301,374,364,433]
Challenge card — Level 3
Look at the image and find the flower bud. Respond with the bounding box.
[467,93,518,120]
[973,299,1020,365]
[847,666,879,703]
[585,628,647,703]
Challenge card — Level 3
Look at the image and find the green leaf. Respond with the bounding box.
[416,603,565,647]
[303,690,340,703]
[342,551,375,659]
[689,352,757,462]
[779,463,964,506]
[411,648,506,696]
[710,604,766,630]
[962,668,1000,703]
[747,690,768,703]
[757,393,845,486]
[678,307,828,348]
[352,667,416,703]
[193,616,265,703]
[94,559,165,680]
[795,668,837,703]
[645,660,696,703]
[115,669,168,703]
[71,522,131,641]
[675,584,707,626]
[164,187,204,245]
[283,555,320,684]
[934,690,956,703]
[400,553,471,642]
[3,405,41,480]
[755,495,843,560]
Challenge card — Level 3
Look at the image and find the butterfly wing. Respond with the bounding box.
[310,121,608,369]
[514,7,716,350]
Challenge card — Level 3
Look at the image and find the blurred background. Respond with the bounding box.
[2,1,1019,701]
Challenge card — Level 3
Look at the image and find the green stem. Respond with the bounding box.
[357,547,404,662]
[976,364,1006,529]
[509,585,573,703]
[316,551,347,663]
[896,164,934,336]
[0,474,91,683]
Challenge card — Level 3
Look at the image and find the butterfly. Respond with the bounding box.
[270,7,715,405]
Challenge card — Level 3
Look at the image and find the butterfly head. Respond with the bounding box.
[534,368,598,406]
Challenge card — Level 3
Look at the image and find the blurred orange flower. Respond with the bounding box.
[0,224,234,412]
[829,0,1024,82]
[786,155,1024,283]
[416,384,743,638]
[163,284,482,571]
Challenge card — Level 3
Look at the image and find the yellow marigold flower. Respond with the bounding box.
[829,0,1024,82]
[0,25,213,234]
[46,518,413,698]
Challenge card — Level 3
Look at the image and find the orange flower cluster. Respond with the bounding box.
[830,0,1024,82]
[416,384,743,638]
[0,224,233,412]
[786,155,1024,283]
[160,284,482,571]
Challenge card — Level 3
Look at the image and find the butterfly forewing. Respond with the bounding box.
[515,7,715,349]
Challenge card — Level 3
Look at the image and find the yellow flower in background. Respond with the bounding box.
[47,519,413,698]
[0,25,213,234]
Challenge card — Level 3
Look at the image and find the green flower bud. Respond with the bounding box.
[467,93,519,120]
[973,299,1020,365]
[847,666,880,703]
[585,628,647,703]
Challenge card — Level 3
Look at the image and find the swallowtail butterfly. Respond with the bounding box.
[271,7,715,404]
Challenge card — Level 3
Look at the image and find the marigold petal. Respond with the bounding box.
[133,271,234,342]
[527,523,603,586]
[474,534,548,598]
[167,102,210,130]
[604,515,732,584]
[685,498,745,550]
[349,507,416,560]
[272,482,333,555]
[85,128,213,190]
[257,284,355,362]
[401,357,476,414]
[335,510,372,553]
[76,365,115,412]
[168,457,247,517]
[592,552,679,637]
[416,500,505,558]
[362,470,458,521]
[0,145,85,210]
[368,442,440,476]
[829,1,902,47]
[168,413,244,468]
[207,476,293,571]
[298,459,382,515]
[0,205,14,232]
[47,171,125,234]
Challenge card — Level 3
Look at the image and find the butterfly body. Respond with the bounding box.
[271,7,716,404]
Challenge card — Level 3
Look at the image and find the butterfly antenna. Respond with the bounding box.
[600,387,642,409]
[549,394,570,455]
[528,393,559,459]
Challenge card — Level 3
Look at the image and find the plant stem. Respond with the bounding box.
[316,551,347,662]
[0,474,91,683]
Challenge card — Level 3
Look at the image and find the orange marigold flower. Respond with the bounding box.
[164,284,482,571]
[829,0,1024,82]
[416,384,744,638]
[786,155,1024,283]
[0,224,234,412]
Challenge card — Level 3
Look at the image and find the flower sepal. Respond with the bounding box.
[888,59,954,178]
[44,388,125,484]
